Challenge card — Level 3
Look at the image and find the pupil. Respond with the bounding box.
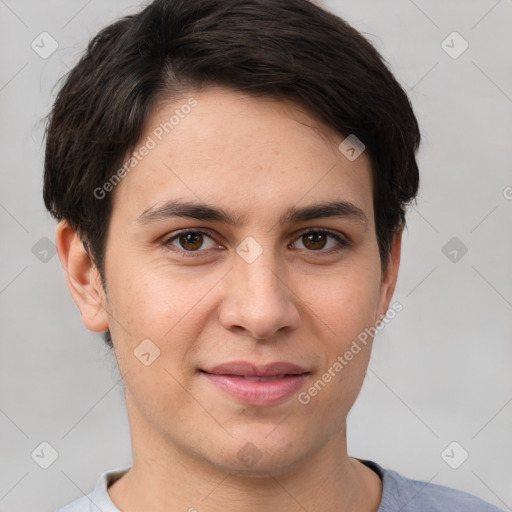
[304,232,326,250]
[181,233,202,250]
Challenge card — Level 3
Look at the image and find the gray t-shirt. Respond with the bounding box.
[56,459,504,511]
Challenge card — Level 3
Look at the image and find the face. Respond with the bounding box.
[62,86,400,476]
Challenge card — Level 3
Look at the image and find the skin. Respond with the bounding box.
[56,86,401,512]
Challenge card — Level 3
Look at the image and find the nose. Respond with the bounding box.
[218,250,301,340]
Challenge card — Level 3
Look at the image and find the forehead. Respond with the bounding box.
[110,86,374,228]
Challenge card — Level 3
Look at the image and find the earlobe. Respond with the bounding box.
[55,220,109,333]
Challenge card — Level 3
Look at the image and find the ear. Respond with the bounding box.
[376,227,402,320]
[55,219,109,332]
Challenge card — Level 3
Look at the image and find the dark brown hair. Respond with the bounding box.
[43,0,420,348]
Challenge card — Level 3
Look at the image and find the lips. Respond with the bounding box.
[200,361,310,405]
[201,361,309,378]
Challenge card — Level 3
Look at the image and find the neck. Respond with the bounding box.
[108,398,382,512]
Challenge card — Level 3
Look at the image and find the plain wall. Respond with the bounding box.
[0,0,511,510]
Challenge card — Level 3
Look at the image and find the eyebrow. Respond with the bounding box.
[136,199,368,229]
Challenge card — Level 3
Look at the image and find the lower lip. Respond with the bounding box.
[201,372,309,405]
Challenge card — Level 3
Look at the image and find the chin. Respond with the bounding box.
[207,431,309,477]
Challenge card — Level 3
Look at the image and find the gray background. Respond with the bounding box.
[0,0,511,510]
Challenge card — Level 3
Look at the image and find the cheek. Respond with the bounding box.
[295,258,381,402]
[105,261,222,365]
[108,255,176,330]
[300,260,382,339]
[106,268,210,418]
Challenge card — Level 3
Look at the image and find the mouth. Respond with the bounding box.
[205,374,294,381]
[201,360,309,377]
[199,361,310,405]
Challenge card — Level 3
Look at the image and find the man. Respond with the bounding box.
[43,0,503,510]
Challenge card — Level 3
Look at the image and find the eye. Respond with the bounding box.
[163,229,219,253]
[162,228,349,256]
[291,229,349,253]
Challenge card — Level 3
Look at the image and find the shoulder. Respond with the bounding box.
[359,460,505,512]
[55,495,91,512]
[55,467,130,512]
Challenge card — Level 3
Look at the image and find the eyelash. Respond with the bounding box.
[161,228,350,257]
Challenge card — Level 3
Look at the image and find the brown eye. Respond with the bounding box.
[179,232,204,251]
[292,230,348,254]
[164,230,217,253]
[302,232,327,250]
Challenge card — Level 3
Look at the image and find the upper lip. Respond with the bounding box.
[201,361,309,377]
